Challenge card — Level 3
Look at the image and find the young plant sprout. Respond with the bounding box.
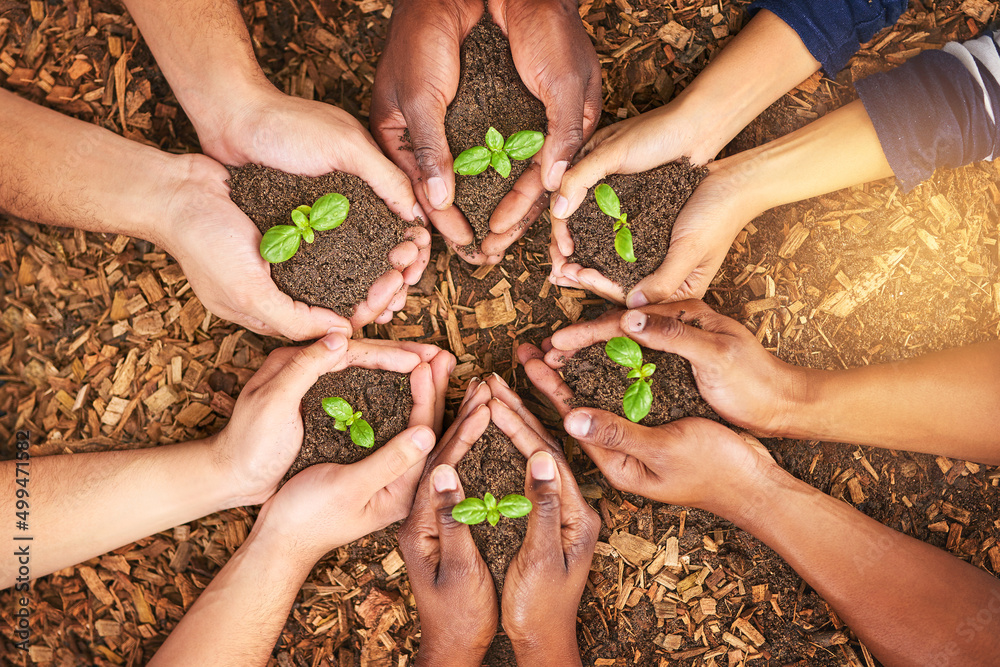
[322,396,375,449]
[605,336,656,422]
[453,126,544,178]
[259,192,350,263]
[452,492,532,526]
[595,183,635,263]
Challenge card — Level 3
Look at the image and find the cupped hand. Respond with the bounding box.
[518,343,775,512]
[532,300,806,436]
[370,0,493,262]
[477,0,602,260]
[256,421,437,563]
[213,335,450,508]
[399,379,499,667]
[549,117,760,307]
[191,85,430,314]
[486,0,602,224]
[483,376,598,665]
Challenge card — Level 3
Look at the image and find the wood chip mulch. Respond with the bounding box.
[2,1,998,666]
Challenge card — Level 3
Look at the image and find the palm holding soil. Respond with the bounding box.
[517,340,776,511]
[534,300,804,436]
[371,0,600,263]
[549,125,753,307]
[196,89,432,331]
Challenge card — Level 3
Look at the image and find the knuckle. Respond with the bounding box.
[532,492,561,517]
[595,417,631,449]
[582,510,601,543]
[557,124,585,152]
[383,445,413,479]
[412,145,441,172]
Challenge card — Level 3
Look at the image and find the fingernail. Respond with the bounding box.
[565,412,592,438]
[412,202,427,221]
[413,427,435,452]
[546,160,569,191]
[432,465,458,492]
[322,332,347,350]
[625,311,647,333]
[530,452,556,481]
[427,177,448,210]
[627,290,649,309]
[492,372,509,388]
[551,195,569,219]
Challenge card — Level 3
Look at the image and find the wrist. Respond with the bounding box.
[668,87,727,165]
[510,631,582,667]
[721,458,816,534]
[776,367,837,442]
[159,153,233,255]
[254,500,330,570]
[191,80,283,165]
[417,636,490,667]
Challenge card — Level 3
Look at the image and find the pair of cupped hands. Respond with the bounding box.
[215,297,795,661]
[166,0,761,343]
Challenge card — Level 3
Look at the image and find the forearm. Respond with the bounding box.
[0,89,183,245]
[150,513,316,666]
[0,439,234,585]
[120,0,271,147]
[720,99,893,215]
[722,464,1000,665]
[674,9,820,163]
[789,342,1000,463]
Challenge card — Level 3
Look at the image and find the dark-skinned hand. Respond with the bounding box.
[399,379,498,667]
[519,340,777,513]
[371,0,600,264]
[529,300,808,437]
[484,375,598,666]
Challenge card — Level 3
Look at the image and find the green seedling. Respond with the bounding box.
[322,396,375,449]
[605,336,656,422]
[452,492,532,527]
[595,184,635,263]
[259,192,350,263]
[453,126,544,178]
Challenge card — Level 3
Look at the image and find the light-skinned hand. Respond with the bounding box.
[212,335,453,508]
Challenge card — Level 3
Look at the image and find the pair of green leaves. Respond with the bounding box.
[606,336,656,423]
[452,491,533,526]
[453,127,545,179]
[595,184,635,263]
[260,193,350,263]
[322,396,375,449]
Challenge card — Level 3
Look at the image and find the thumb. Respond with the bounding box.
[549,142,624,221]
[563,408,653,495]
[401,98,454,210]
[619,310,723,372]
[346,143,423,223]
[625,239,702,308]
[564,407,648,456]
[429,464,482,571]
[538,81,588,192]
[252,284,352,341]
[520,451,562,558]
[356,425,436,497]
[264,332,350,399]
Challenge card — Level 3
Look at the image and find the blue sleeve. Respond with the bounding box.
[748,0,908,75]
[856,33,1000,191]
